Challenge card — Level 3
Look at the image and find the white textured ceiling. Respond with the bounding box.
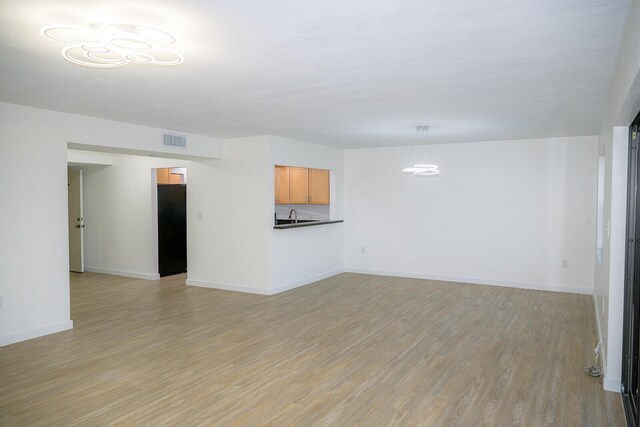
[0,0,631,148]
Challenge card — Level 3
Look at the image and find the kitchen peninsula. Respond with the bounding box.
[274,219,344,229]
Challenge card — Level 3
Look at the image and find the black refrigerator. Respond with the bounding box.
[157,184,187,277]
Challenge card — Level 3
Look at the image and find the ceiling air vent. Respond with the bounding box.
[163,134,187,149]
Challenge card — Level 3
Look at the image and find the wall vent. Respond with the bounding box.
[163,134,187,149]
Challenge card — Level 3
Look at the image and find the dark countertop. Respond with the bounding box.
[273,220,344,229]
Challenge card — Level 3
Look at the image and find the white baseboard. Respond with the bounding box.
[186,279,272,295]
[85,266,160,281]
[344,268,593,295]
[187,269,344,296]
[603,376,621,393]
[0,320,74,347]
[271,269,344,294]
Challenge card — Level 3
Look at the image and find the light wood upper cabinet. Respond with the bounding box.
[309,168,330,205]
[169,173,183,184]
[157,168,170,184]
[157,168,185,185]
[274,166,290,204]
[289,167,310,204]
[274,166,330,205]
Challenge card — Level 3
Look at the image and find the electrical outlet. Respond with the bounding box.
[196,211,203,220]
[360,246,366,254]
[561,259,569,269]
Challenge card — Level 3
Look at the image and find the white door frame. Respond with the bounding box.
[68,168,84,272]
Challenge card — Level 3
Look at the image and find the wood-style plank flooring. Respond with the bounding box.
[0,272,625,426]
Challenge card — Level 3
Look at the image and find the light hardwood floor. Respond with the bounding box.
[0,272,625,426]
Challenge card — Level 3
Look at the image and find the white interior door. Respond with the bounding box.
[68,168,84,272]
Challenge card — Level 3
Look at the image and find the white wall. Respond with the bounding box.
[68,149,114,166]
[270,136,345,292]
[345,136,598,294]
[0,102,222,346]
[185,135,345,294]
[0,105,72,346]
[186,136,274,294]
[82,154,190,280]
[593,0,640,392]
[601,127,628,391]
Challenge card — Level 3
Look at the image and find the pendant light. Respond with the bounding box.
[402,126,440,176]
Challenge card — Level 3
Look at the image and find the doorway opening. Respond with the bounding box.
[156,167,187,277]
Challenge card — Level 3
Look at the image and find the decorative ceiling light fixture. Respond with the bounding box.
[403,125,440,176]
[40,23,183,68]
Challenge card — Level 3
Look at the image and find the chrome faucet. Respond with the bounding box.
[288,208,298,223]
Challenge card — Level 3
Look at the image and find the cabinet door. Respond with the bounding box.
[157,168,170,184]
[289,167,309,204]
[274,166,290,204]
[309,168,330,205]
[169,173,183,184]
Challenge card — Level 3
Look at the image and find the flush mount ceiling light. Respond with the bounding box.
[40,23,183,68]
[402,126,440,176]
